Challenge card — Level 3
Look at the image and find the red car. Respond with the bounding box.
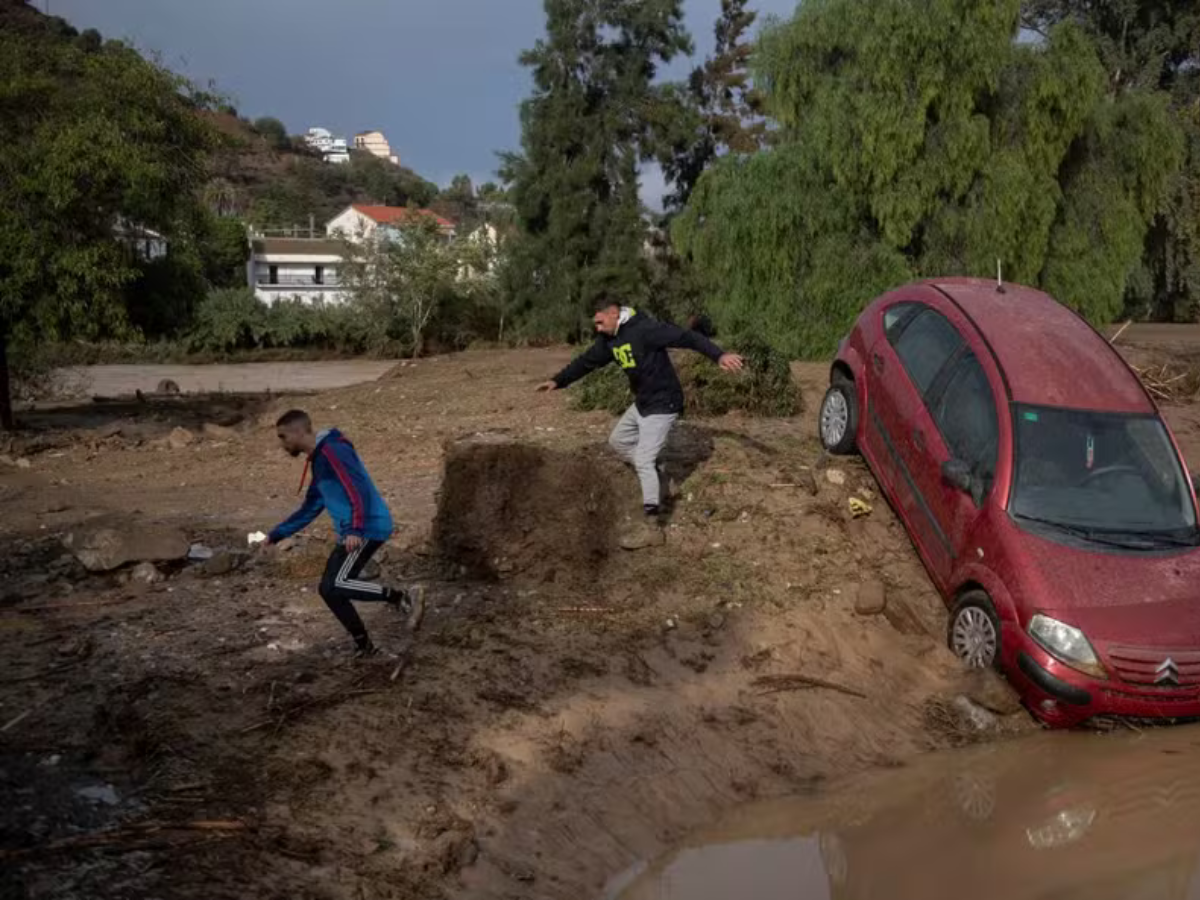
[820,277,1200,727]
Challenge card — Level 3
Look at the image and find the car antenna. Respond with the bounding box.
[996,258,1006,294]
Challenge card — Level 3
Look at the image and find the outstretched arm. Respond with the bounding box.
[646,321,744,372]
[537,339,613,391]
[268,482,324,544]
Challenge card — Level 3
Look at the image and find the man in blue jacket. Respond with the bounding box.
[265,409,423,657]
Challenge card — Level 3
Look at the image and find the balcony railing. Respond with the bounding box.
[256,276,342,287]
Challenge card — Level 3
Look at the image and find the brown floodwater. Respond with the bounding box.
[606,726,1200,900]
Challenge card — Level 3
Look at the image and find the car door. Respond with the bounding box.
[916,351,1001,586]
[865,304,964,580]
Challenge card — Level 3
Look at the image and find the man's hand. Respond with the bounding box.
[718,353,745,373]
[535,381,558,392]
[344,534,364,552]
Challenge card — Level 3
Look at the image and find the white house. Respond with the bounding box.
[246,235,347,305]
[326,204,456,243]
[304,127,349,164]
[353,130,399,166]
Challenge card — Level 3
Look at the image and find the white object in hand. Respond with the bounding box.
[247,531,268,546]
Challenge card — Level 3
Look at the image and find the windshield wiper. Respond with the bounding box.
[1013,514,1197,550]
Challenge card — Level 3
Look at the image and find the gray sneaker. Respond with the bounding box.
[390,584,427,632]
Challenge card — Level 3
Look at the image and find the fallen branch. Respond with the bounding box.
[1109,320,1132,344]
[751,673,868,700]
[0,819,248,861]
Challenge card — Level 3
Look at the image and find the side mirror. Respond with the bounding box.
[942,459,974,494]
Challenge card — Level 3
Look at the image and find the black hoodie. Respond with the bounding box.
[551,309,726,415]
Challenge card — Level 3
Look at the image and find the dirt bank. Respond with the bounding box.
[13,343,1190,898]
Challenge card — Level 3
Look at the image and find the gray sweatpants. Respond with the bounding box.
[609,404,678,508]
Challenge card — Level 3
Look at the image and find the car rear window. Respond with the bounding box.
[891,308,964,396]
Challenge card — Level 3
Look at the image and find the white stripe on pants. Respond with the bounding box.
[608,404,678,507]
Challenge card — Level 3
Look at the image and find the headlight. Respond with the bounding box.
[1028,614,1106,679]
[1026,807,1096,850]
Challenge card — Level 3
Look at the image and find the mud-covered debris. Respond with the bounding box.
[952,695,998,732]
[883,593,929,636]
[127,562,164,585]
[825,468,846,486]
[202,422,239,441]
[156,378,181,395]
[63,516,190,572]
[167,427,196,449]
[188,544,215,561]
[195,551,243,578]
[0,454,15,467]
[962,668,1023,716]
[15,458,31,470]
[854,581,887,616]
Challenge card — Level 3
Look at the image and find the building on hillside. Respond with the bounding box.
[326,204,456,243]
[459,222,505,279]
[303,127,350,164]
[353,130,399,165]
[114,220,168,261]
[246,234,347,306]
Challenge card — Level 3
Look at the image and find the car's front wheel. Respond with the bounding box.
[949,591,1001,670]
[819,375,858,455]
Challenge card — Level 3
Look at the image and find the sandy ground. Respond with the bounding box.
[63,360,399,398]
[0,343,1193,899]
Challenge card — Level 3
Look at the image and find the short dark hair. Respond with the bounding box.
[592,296,620,313]
[275,409,312,430]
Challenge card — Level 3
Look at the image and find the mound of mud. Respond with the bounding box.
[433,434,633,583]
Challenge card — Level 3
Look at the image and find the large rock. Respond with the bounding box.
[63,517,190,573]
[167,427,196,450]
[202,422,239,441]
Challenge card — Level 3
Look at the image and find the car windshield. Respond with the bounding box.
[1011,404,1197,541]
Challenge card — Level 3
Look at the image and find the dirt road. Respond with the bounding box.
[64,360,399,398]
[1,343,1195,900]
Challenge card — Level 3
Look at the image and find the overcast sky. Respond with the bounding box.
[48,0,799,203]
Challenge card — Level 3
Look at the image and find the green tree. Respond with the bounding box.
[339,216,487,356]
[0,18,216,427]
[675,0,1185,357]
[663,0,767,210]
[253,116,290,151]
[501,0,693,340]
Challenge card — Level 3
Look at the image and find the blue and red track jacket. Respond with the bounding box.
[268,429,393,544]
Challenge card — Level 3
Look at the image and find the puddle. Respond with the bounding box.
[607,726,1200,899]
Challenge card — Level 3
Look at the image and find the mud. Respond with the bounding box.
[611,724,1200,899]
[432,435,631,584]
[1,342,1197,899]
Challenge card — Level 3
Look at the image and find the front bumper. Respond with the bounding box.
[1002,625,1200,728]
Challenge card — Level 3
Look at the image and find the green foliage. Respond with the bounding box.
[185,288,372,355]
[0,8,218,424]
[568,336,799,417]
[253,116,290,151]
[676,0,1192,355]
[502,0,694,340]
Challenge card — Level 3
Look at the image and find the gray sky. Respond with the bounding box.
[48,0,798,203]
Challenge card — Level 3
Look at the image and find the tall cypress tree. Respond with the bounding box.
[501,0,692,340]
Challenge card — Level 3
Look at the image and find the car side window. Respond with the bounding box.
[883,302,919,340]
[933,353,999,492]
[891,307,964,397]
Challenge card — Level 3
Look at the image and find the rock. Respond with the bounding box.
[15,458,31,470]
[167,427,195,450]
[156,378,181,395]
[824,468,846,486]
[197,551,242,578]
[854,581,887,616]
[963,668,1023,716]
[63,517,190,573]
[883,593,929,636]
[128,562,165,585]
[952,695,998,732]
[187,544,215,561]
[76,784,120,806]
[202,422,238,441]
[93,422,123,440]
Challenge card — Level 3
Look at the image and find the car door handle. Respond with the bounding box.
[872,353,884,374]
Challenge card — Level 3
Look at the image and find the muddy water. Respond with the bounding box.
[607,726,1200,900]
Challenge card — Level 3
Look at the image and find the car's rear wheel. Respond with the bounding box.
[949,591,1001,670]
[819,374,858,455]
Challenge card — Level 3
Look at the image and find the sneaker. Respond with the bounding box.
[619,521,666,551]
[387,585,427,633]
[353,641,380,659]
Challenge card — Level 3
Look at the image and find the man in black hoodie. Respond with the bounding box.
[537,299,743,549]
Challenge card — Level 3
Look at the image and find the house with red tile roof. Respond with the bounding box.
[326,204,456,243]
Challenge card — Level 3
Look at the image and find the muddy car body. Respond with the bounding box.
[819,277,1200,727]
